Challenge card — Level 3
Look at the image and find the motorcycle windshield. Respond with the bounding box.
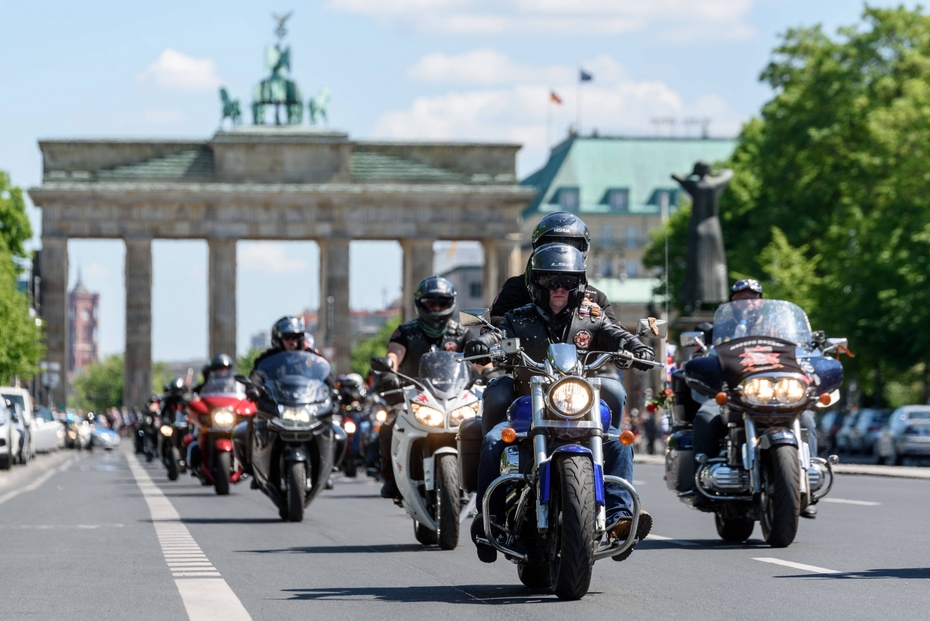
[200,373,244,397]
[254,351,332,406]
[418,351,468,400]
[712,299,812,346]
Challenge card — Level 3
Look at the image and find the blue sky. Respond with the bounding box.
[0,0,917,361]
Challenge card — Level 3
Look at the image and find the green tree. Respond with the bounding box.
[643,6,930,403]
[351,315,401,376]
[238,347,262,377]
[0,171,33,261]
[72,355,175,411]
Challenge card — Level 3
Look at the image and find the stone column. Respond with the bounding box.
[124,238,152,410]
[40,237,68,409]
[482,237,522,307]
[318,239,351,374]
[401,239,434,321]
[208,239,237,358]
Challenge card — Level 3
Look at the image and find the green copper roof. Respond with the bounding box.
[521,135,737,217]
[350,150,467,183]
[94,148,214,181]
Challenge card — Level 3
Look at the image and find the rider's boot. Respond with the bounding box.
[471,515,497,563]
[610,510,653,562]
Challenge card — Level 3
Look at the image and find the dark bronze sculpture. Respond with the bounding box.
[672,161,733,312]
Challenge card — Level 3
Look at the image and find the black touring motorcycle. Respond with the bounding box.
[235,350,345,522]
[666,299,845,547]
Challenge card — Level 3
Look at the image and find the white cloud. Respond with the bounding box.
[328,0,756,39]
[137,49,222,91]
[238,243,310,274]
[376,51,745,174]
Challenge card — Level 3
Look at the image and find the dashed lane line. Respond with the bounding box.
[820,498,881,506]
[753,557,841,574]
[646,534,699,546]
[127,453,251,621]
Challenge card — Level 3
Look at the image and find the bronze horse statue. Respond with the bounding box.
[220,88,242,127]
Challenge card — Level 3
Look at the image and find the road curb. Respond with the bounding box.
[634,452,930,480]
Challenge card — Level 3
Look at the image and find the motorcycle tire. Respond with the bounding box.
[343,459,358,478]
[167,447,180,481]
[286,461,307,522]
[435,454,461,550]
[760,444,800,548]
[548,455,595,601]
[0,449,10,470]
[413,520,437,546]
[517,563,551,589]
[214,452,231,496]
[714,512,754,542]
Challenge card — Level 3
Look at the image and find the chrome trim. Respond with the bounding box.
[693,457,750,501]
[744,414,760,493]
[480,473,529,561]
[594,475,641,561]
[810,456,836,502]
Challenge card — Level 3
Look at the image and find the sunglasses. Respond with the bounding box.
[536,274,582,291]
[421,296,454,311]
[281,334,301,341]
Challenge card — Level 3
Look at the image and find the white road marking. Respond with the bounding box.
[0,523,124,529]
[821,498,881,507]
[646,534,699,546]
[0,455,80,506]
[753,557,841,574]
[127,453,251,620]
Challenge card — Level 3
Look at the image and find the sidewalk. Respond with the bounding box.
[0,449,81,491]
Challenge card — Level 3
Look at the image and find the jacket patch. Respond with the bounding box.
[574,330,592,349]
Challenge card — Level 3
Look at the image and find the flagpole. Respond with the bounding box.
[576,79,582,135]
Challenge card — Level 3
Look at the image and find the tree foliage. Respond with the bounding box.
[643,6,930,403]
[351,315,401,377]
[72,355,172,412]
[238,347,262,377]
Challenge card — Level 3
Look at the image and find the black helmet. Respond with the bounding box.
[525,243,588,310]
[271,316,306,350]
[531,212,591,256]
[165,377,186,396]
[208,353,234,373]
[414,276,457,330]
[729,278,763,301]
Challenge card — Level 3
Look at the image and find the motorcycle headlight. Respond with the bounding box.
[547,378,594,419]
[374,409,388,423]
[450,402,479,427]
[281,407,311,423]
[160,425,174,437]
[343,419,357,434]
[212,409,235,428]
[412,403,444,427]
[741,376,808,406]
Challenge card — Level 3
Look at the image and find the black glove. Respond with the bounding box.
[379,372,401,393]
[625,339,656,371]
[464,339,492,365]
[370,356,394,373]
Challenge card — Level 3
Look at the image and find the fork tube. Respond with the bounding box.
[531,377,549,530]
[589,382,606,529]
[744,414,759,493]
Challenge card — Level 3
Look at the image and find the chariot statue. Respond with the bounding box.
[308,87,330,126]
[252,12,303,125]
[219,88,242,127]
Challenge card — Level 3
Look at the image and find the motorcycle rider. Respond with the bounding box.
[374,276,471,500]
[192,353,235,395]
[465,243,656,562]
[488,211,629,430]
[691,278,820,517]
[158,378,190,460]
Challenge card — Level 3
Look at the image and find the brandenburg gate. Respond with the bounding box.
[29,128,534,408]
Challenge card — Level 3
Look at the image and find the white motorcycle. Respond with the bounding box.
[372,350,481,550]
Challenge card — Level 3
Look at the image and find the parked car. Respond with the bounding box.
[32,406,64,452]
[875,406,930,465]
[835,409,862,453]
[845,408,893,455]
[820,409,850,455]
[91,420,120,451]
[6,400,28,465]
[0,388,36,461]
[0,399,14,469]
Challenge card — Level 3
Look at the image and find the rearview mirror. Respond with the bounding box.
[234,374,250,386]
[459,308,490,327]
[680,331,704,347]
[369,357,394,373]
[638,317,668,339]
[826,337,848,350]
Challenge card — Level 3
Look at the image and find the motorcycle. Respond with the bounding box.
[666,299,843,548]
[186,374,255,495]
[159,402,191,481]
[336,401,366,478]
[460,310,666,601]
[235,350,341,522]
[371,349,482,551]
[363,397,388,478]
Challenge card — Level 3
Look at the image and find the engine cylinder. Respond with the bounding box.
[699,463,750,492]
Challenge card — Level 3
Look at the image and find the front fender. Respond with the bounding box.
[282,444,309,464]
[539,445,604,507]
[759,426,798,450]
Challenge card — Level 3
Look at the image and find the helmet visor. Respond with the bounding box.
[536,274,582,291]
[419,295,455,312]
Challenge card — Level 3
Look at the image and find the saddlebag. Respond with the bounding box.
[457,417,482,493]
[665,430,694,493]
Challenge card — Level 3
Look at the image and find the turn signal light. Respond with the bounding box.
[715,392,728,405]
[619,430,635,446]
[819,393,832,406]
[501,428,517,444]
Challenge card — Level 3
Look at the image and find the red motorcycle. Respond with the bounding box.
[186,373,255,495]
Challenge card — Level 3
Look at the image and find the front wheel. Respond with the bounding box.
[286,461,307,522]
[343,458,358,478]
[166,446,180,481]
[435,454,461,550]
[760,444,800,548]
[714,512,754,542]
[214,452,231,496]
[549,455,596,600]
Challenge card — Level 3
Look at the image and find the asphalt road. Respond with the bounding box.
[3,446,930,620]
